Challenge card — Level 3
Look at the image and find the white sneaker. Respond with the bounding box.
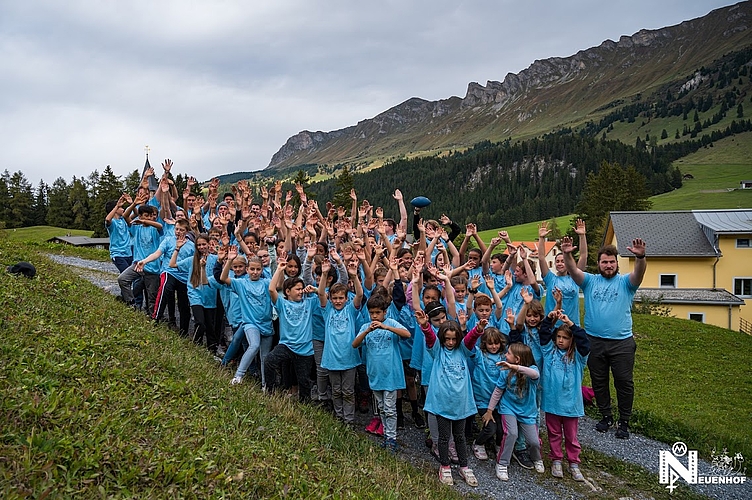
[551,460,564,478]
[570,464,585,482]
[534,460,545,473]
[472,443,489,460]
[230,376,243,385]
[495,463,509,481]
[438,466,453,485]
[459,467,478,487]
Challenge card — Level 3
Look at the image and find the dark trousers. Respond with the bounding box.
[190,305,217,353]
[475,408,503,447]
[587,335,636,422]
[154,273,190,337]
[437,415,468,467]
[264,344,313,403]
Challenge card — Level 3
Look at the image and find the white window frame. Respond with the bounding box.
[736,238,751,249]
[733,277,752,298]
[659,274,677,288]
[688,312,705,323]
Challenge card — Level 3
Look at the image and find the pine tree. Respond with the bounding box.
[332,165,355,209]
[90,165,124,236]
[7,171,34,228]
[32,180,48,226]
[47,177,73,228]
[68,177,90,230]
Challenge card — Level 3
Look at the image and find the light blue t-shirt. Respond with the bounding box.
[208,270,244,328]
[178,255,217,308]
[130,224,162,274]
[496,365,540,425]
[321,301,362,370]
[424,341,476,420]
[227,276,273,335]
[540,340,588,417]
[275,295,317,356]
[502,282,541,319]
[472,350,503,409]
[107,218,132,258]
[359,317,406,391]
[158,237,194,283]
[581,273,638,340]
[543,272,581,326]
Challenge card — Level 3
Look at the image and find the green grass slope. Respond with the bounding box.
[4,226,93,243]
[0,242,459,499]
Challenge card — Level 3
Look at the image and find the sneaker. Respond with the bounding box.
[448,441,459,464]
[374,420,384,437]
[595,415,613,433]
[459,467,478,487]
[570,464,585,481]
[365,416,381,434]
[551,460,564,478]
[495,463,509,481]
[438,465,453,485]
[230,376,243,385]
[412,411,426,429]
[384,438,399,454]
[615,420,630,439]
[397,413,404,430]
[534,460,545,473]
[512,449,534,470]
[472,443,489,460]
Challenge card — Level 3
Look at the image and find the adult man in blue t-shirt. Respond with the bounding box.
[562,236,646,440]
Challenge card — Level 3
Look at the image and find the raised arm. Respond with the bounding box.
[393,189,408,233]
[317,259,331,308]
[269,253,288,303]
[537,222,551,278]
[561,236,585,286]
[627,238,647,288]
[574,218,588,271]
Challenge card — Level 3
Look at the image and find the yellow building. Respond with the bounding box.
[604,210,751,333]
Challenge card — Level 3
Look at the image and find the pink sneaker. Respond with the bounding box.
[365,416,381,434]
[375,419,384,437]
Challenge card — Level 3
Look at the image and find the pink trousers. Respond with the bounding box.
[546,413,581,464]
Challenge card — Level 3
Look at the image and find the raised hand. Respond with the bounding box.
[162,158,173,172]
[574,219,586,235]
[457,309,468,331]
[227,245,238,261]
[484,274,495,290]
[439,214,451,226]
[627,238,646,258]
[415,309,429,327]
[560,236,577,254]
[504,307,515,326]
[538,222,550,239]
[320,259,331,274]
[521,288,533,304]
[392,189,403,201]
[553,287,563,306]
[471,275,481,291]
[349,188,357,201]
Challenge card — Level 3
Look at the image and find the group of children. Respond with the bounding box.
[105,161,593,488]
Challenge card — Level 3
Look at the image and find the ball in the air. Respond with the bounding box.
[410,196,431,208]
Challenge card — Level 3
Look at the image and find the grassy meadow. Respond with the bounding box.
[0,240,461,499]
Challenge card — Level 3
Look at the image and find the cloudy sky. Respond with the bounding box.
[0,0,739,185]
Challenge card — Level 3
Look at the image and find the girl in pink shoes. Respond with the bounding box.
[416,310,483,488]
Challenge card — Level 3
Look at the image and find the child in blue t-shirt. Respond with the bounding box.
[470,327,508,461]
[352,294,410,452]
[484,343,543,482]
[265,252,319,403]
[318,259,364,424]
[417,311,484,488]
[540,309,590,482]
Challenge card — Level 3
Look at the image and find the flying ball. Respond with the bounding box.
[410,196,431,208]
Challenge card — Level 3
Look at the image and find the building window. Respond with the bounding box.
[688,313,705,323]
[734,278,752,298]
[659,274,677,288]
[737,238,751,248]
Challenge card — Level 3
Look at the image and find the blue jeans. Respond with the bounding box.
[373,390,398,440]
[234,325,261,379]
[222,325,247,366]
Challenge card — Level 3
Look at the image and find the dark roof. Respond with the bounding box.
[634,288,745,306]
[47,236,110,247]
[692,209,752,234]
[608,211,717,257]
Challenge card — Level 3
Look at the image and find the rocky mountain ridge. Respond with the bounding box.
[266,2,751,172]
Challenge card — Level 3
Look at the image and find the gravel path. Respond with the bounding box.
[50,253,750,499]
